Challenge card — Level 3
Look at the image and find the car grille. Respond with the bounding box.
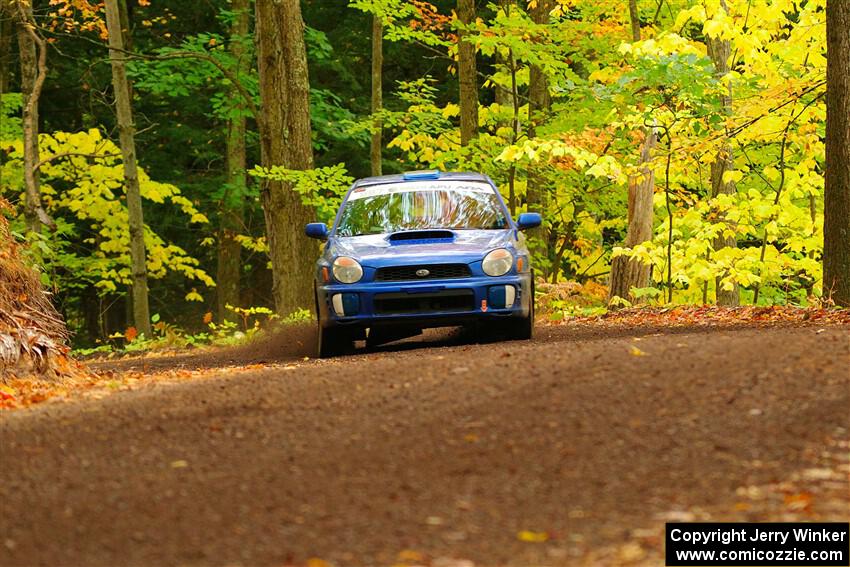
[375,264,471,282]
[373,290,475,315]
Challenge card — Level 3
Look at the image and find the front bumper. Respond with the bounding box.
[316,273,532,329]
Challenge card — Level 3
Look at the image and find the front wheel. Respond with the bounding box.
[317,324,353,358]
[506,284,535,341]
[315,290,353,358]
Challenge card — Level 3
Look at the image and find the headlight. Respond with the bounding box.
[332,256,363,284]
[482,248,513,277]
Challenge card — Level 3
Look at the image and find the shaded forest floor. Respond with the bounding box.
[0,310,848,566]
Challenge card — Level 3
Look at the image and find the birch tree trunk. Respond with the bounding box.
[370,13,383,177]
[706,0,740,306]
[608,0,656,305]
[824,0,850,306]
[256,0,318,316]
[217,0,250,322]
[104,0,152,337]
[457,0,478,145]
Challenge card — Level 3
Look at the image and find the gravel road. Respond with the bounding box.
[1,325,848,566]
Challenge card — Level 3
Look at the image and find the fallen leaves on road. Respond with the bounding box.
[577,427,850,566]
[3,306,845,413]
[517,530,549,543]
[0,362,304,411]
[562,305,850,328]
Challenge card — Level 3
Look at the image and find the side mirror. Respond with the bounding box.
[305,223,329,240]
[516,212,542,231]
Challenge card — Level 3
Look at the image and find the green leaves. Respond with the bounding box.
[0,128,214,296]
[250,163,353,224]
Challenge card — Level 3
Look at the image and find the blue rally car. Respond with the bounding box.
[305,170,541,357]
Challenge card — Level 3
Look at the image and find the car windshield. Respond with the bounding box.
[335,180,508,237]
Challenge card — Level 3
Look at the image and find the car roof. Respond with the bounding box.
[353,171,491,188]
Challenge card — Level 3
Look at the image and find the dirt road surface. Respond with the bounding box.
[1,324,848,566]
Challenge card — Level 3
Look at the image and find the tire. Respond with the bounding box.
[506,282,535,341]
[317,324,353,358]
[315,289,353,358]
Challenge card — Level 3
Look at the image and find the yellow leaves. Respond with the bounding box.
[498,145,523,163]
[617,542,647,563]
[388,131,418,152]
[441,103,460,118]
[763,166,780,182]
[674,6,706,29]
[703,16,734,41]
[234,235,269,254]
[2,129,214,302]
[585,156,625,183]
[0,384,16,402]
[722,170,744,185]
[517,530,549,543]
[185,289,204,303]
[396,549,424,564]
[588,66,622,84]
[629,345,648,357]
[619,34,703,59]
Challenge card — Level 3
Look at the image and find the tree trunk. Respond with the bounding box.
[216,0,250,322]
[256,0,318,316]
[15,2,50,236]
[706,0,740,306]
[104,0,152,337]
[628,0,641,43]
[607,0,656,305]
[824,0,850,306]
[370,13,383,177]
[608,129,657,303]
[0,7,11,98]
[526,0,552,268]
[0,6,9,192]
[457,0,478,145]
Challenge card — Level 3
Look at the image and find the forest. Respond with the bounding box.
[0,0,848,355]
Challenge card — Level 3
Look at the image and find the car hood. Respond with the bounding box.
[328,229,514,266]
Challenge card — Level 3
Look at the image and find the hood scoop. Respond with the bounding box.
[388,230,455,245]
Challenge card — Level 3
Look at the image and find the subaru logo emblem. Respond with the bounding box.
[416,269,430,277]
